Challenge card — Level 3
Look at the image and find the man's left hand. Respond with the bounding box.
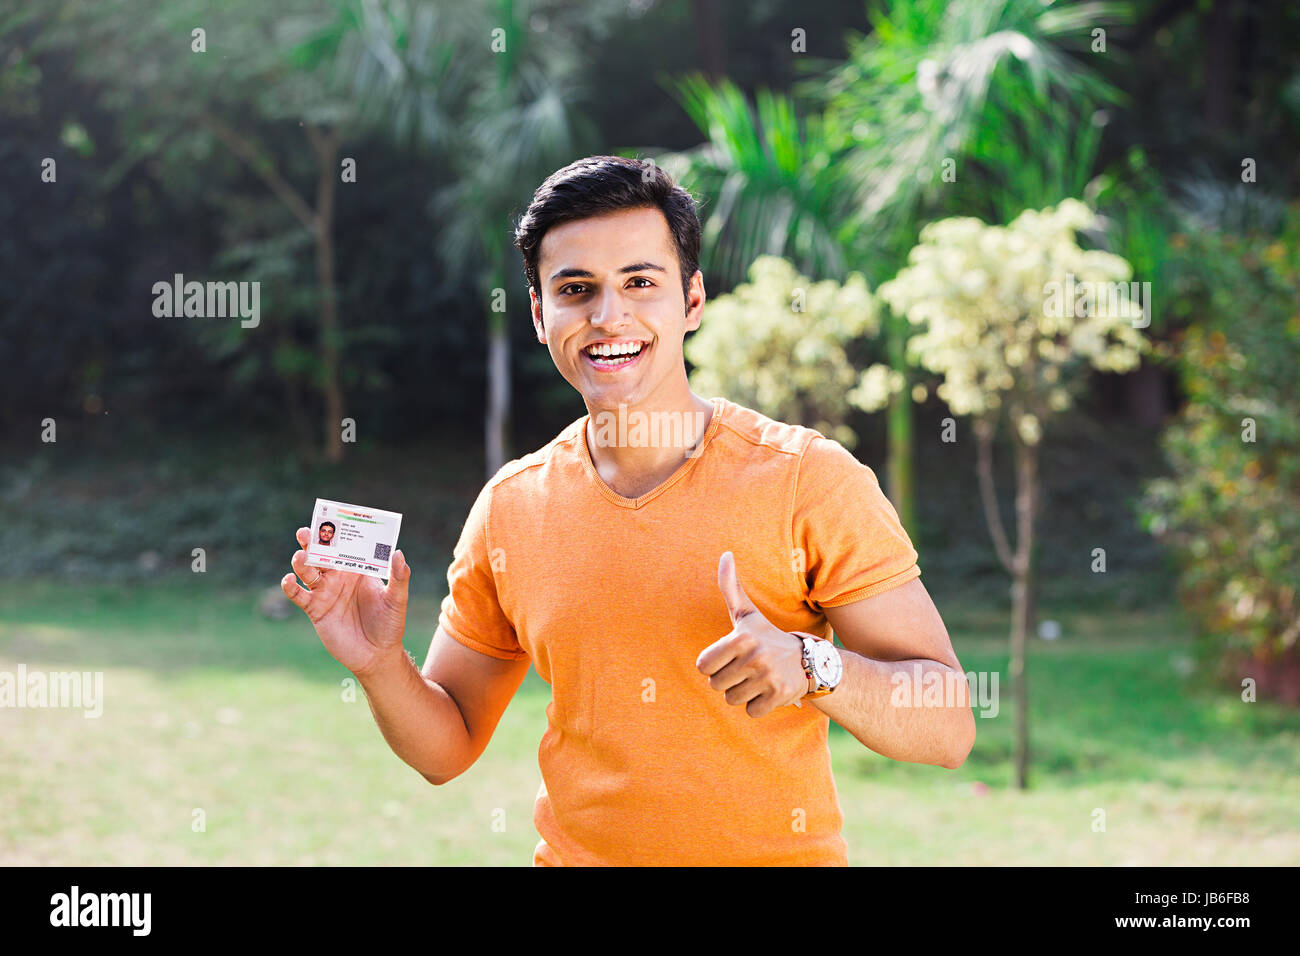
[696,551,809,718]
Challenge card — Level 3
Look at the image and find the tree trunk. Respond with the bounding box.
[1203,0,1234,137]
[280,328,312,464]
[974,419,1014,574]
[1009,435,1039,791]
[690,0,727,78]
[1124,360,1169,428]
[309,126,345,463]
[886,310,916,535]
[485,254,511,478]
[484,0,515,479]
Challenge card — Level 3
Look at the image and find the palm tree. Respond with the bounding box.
[279,0,475,462]
[658,75,861,293]
[813,0,1125,230]
[428,0,599,478]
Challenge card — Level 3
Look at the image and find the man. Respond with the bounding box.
[282,155,974,866]
[316,521,335,547]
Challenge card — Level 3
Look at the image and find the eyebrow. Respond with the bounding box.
[548,261,668,283]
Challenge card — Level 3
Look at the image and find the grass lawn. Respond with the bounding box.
[1,578,1297,866]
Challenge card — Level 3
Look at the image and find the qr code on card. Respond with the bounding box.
[373,543,392,561]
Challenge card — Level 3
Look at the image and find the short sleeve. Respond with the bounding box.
[437,481,528,661]
[793,436,920,609]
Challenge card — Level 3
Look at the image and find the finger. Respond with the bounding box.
[706,655,751,693]
[384,550,411,604]
[696,632,742,676]
[291,549,327,587]
[717,551,758,625]
[296,527,309,549]
[722,675,765,709]
[281,572,312,610]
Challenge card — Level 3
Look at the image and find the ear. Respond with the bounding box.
[685,270,706,333]
[530,286,546,344]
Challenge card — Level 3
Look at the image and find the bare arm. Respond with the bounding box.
[700,555,973,767]
[283,526,528,786]
[813,577,975,769]
[354,627,530,785]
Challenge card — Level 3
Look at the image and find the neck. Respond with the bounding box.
[583,389,715,496]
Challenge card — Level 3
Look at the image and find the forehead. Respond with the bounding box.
[538,206,676,277]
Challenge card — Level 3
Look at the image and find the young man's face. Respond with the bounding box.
[531,205,704,412]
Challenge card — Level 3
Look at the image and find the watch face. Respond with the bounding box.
[813,642,842,686]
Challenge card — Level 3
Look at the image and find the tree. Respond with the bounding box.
[660,1,1132,534]
[654,78,903,513]
[816,0,1129,531]
[38,0,468,462]
[430,0,614,477]
[875,199,1147,788]
[657,75,860,294]
[1143,205,1300,704]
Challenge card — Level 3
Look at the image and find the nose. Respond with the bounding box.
[589,284,631,331]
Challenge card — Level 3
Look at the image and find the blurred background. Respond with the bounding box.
[1,0,1297,865]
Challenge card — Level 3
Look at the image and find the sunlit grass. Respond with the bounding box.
[2,578,1296,865]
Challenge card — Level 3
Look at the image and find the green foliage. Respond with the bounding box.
[1087,147,1179,331]
[429,1,600,293]
[685,256,876,448]
[814,0,1129,256]
[0,429,482,592]
[969,84,1107,225]
[656,76,859,291]
[1142,207,1300,659]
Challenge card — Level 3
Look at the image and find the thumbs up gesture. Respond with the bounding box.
[696,551,809,718]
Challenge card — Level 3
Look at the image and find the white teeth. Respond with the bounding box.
[586,341,644,357]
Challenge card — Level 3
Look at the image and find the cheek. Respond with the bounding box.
[546,314,588,355]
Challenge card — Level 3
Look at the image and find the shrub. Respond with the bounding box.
[1142,204,1300,699]
[685,255,877,447]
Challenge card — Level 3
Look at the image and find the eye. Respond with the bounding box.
[559,278,653,295]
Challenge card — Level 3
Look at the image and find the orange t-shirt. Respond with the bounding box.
[437,396,920,865]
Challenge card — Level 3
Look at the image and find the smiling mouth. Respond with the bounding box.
[583,340,650,370]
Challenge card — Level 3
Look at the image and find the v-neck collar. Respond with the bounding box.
[578,397,724,509]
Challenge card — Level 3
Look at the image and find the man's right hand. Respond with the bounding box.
[281,527,412,677]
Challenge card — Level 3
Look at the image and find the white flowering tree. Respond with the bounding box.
[871,199,1147,789]
[686,256,878,449]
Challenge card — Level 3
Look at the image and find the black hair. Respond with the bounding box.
[514,155,702,305]
[319,522,335,532]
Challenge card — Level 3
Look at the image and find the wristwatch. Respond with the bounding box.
[791,631,843,704]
